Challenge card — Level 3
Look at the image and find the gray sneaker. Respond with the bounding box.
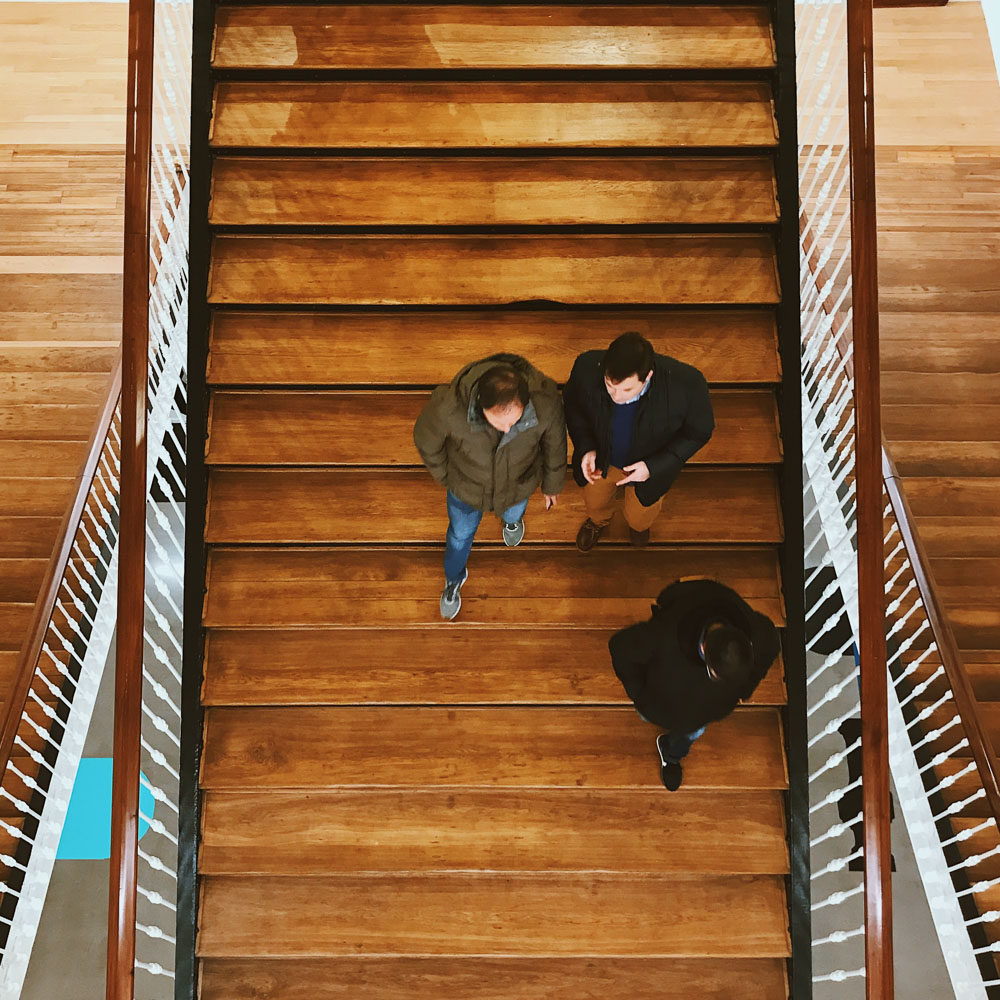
[502,520,525,547]
[440,568,469,621]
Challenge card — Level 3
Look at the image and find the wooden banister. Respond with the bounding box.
[883,448,1000,822]
[0,364,122,780]
[106,0,155,992]
[845,0,894,993]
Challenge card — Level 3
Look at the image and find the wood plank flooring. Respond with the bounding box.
[0,3,125,704]
[197,3,793,996]
[872,2,1000,958]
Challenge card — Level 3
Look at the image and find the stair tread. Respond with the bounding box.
[205,467,783,545]
[913,516,1000,559]
[207,309,781,386]
[899,477,1000,518]
[210,81,778,150]
[890,440,1000,478]
[200,788,788,875]
[883,403,1000,442]
[212,5,777,71]
[209,156,780,227]
[205,389,782,467]
[203,546,786,628]
[208,234,781,306]
[202,627,785,707]
[200,705,787,791]
[0,517,61,558]
[198,956,791,1000]
[198,871,791,958]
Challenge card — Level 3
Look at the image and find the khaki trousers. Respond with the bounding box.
[583,466,663,532]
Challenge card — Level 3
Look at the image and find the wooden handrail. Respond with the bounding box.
[0,364,123,781]
[883,448,1000,822]
[106,0,155,991]
[844,0,894,993]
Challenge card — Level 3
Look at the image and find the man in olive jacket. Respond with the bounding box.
[414,354,566,620]
[563,332,714,549]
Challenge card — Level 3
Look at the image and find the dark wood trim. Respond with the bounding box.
[872,0,948,8]
[770,0,812,994]
[883,449,1000,823]
[106,0,155,993]
[845,0,894,993]
[0,363,122,791]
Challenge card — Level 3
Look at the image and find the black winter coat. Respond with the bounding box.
[608,579,781,733]
[563,350,714,507]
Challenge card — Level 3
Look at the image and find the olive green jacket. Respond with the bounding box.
[413,354,567,514]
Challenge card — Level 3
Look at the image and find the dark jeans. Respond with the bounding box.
[660,726,707,763]
[444,491,529,584]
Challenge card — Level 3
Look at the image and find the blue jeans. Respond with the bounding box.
[444,491,529,584]
[661,727,707,763]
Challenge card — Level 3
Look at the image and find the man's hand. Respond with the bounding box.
[543,493,558,510]
[616,461,650,485]
[580,450,602,485]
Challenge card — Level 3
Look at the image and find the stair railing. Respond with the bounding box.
[107,0,192,995]
[798,0,1000,995]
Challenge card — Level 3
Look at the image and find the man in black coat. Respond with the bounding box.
[609,578,781,790]
[563,331,714,550]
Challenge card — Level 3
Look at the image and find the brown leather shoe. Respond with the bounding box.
[576,518,605,552]
[629,527,650,548]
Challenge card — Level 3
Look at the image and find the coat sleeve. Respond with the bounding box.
[412,388,450,487]
[539,395,568,496]
[642,369,715,485]
[608,622,657,704]
[562,354,600,457]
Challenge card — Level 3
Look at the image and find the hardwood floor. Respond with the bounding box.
[873,1,1000,953]
[0,4,125,695]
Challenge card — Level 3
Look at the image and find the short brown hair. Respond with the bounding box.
[478,365,529,410]
[603,332,655,383]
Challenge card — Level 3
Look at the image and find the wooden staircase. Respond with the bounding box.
[192,5,799,997]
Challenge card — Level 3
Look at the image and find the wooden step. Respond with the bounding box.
[0,371,111,406]
[199,956,790,1000]
[209,157,780,227]
[0,477,75,517]
[0,558,46,604]
[901,478,1000,518]
[0,441,87,478]
[914,517,1000,559]
[203,546,785,629]
[882,372,1000,406]
[890,441,1000,478]
[883,404,1000,442]
[207,309,781,387]
[201,705,787,791]
[0,343,119,375]
[210,82,778,150]
[0,604,33,651]
[202,627,786,707]
[200,788,788,875]
[208,235,781,306]
[0,403,100,441]
[198,871,790,958]
[0,517,60,558]
[205,467,783,545]
[205,389,782,466]
[212,5,777,71]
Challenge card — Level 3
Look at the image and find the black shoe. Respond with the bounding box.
[656,733,683,791]
[576,518,605,552]
[660,761,683,791]
[629,527,650,547]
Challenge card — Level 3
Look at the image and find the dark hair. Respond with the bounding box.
[704,624,755,686]
[478,365,529,410]
[603,332,654,383]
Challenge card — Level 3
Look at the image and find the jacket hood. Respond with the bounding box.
[451,353,555,408]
